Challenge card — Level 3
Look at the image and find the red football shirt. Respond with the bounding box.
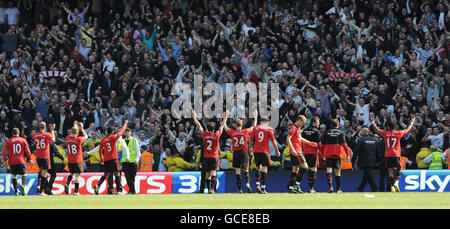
[287,124,302,154]
[250,125,276,154]
[32,132,53,159]
[99,125,127,162]
[379,129,407,157]
[201,130,222,158]
[3,137,32,166]
[227,128,252,151]
[66,135,87,163]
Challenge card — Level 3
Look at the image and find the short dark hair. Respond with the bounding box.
[106,126,114,135]
[311,116,320,123]
[387,121,396,130]
[330,119,339,129]
[260,117,270,123]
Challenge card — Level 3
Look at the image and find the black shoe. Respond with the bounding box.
[328,187,334,193]
[64,184,69,195]
[246,183,252,193]
[288,187,298,194]
[94,184,99,195]
[236,190,243,193]
[356,186,364,192]
[256,185,262,194]
[293,185,304,194]
[261,188,268,194]
[308,188,316,193]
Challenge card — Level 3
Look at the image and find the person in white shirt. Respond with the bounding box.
[241,18,256,37]
[5,1,19,25]
[102,53,116,72]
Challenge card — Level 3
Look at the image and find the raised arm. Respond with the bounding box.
[405,116,416,133]
[191,111,204,132]
[115,120,129,138]
[370,117,381,134]
[218,111,229,133]
[49,123,56,142]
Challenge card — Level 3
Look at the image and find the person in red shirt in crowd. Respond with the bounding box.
[286,115,317,194]
[64,121,87,195]
[371,116,415,192]
[3,128,33,196]
[97,120,128,195]
[192,111,229,194]
[32,122,56,196]
[224,110,258,193]
[249,117,281,194]
[321,119,350,194]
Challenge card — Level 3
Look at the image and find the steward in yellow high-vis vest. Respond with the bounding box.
[121,129,141,194]
[424,145,444,170]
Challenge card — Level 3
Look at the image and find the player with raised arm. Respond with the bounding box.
[224,110,258,193]
[3,128,33,196]
[371,116,415,192]
[192,111,229,194]
[88,134,129,195]
[97,120,128,195]
[249,117,281,194]
[286,115,317,194]
[65,121,88,195]
[32,122,56,196]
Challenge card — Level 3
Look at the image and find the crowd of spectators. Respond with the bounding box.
[0,0,449,173]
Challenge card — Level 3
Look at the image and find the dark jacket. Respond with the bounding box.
[353,135,379,168]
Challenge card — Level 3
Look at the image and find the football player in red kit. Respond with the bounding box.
[192,111,229,194]
[371,116,415,192]
[224,110,258,193]
[32,122,56,195]
[3,128,33,196]
[65,121,87,195]
[249,117,280,194]
[98,120,128,195]
[286,115,317,194]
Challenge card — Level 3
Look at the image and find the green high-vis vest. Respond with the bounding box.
[121,137,138,163]
[429,151,443,170]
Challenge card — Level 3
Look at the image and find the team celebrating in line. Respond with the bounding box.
[2,108,415,195]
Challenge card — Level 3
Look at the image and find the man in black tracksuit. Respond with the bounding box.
[352,128,378,192]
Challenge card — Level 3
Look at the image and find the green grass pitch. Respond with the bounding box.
[0,193,449,209]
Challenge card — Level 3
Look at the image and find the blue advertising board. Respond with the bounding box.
[172,171,225,194]
[0,173,39,196]
[399,170,450,192]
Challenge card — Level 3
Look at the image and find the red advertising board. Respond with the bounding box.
[50,172,173,195]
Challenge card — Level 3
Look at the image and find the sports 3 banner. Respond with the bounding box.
[0,171,225,195]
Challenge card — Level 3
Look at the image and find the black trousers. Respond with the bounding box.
[378,165,388,192]
[198,165,207,193]
[359,167,378,192]
[122,162,137,194]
